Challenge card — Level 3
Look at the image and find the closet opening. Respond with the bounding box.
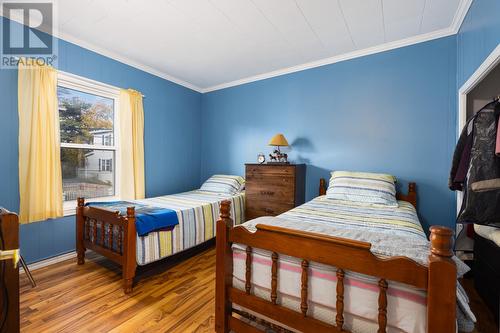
[456,44,500,329]
[457,44,500,229]
[455,45,500,260]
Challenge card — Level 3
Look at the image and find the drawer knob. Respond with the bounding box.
[264,208,274,214]
[260,191,275,196]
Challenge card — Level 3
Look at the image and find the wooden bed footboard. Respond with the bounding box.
[216,186,456,332]
[76,198,137,294]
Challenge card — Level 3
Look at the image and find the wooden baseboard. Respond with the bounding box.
[20,251,76,273]
[20,239,217,275]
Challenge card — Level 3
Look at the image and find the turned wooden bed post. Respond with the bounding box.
[123,206,137,294]
[319,178,327,196]
[405,182,417,208]
[76,197,86,265]
[215,200,233,333]
[427,226,456,333]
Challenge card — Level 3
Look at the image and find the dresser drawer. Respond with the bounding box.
[246,165,295,177]
[246,201,295,220]
[246,183,295,204]
[246,173,295,187]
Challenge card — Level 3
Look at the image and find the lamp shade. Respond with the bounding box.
[268,133,289,147]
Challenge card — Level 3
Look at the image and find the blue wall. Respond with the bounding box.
[0,17,202,263]
[457,0,500,87]
[201,36,458,232]
[3,0,498,263]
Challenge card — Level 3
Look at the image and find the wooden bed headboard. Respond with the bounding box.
[318,178,417,208]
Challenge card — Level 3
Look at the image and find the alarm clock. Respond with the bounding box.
[257,153,265,164]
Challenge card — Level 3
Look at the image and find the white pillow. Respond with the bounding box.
[326,171,398,206]
[200,175,245,195]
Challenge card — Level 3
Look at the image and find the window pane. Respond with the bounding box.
[61,148,115,201]
[58,86,114,146]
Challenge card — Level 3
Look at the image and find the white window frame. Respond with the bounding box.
[57,71,122,216]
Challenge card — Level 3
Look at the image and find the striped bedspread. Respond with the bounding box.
[233,196,473,333]
[134,190,245,265]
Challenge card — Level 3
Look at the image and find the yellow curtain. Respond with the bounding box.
[120,89,145,200]
[18,59,63,223]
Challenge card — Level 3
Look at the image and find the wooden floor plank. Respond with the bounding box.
[21,248,218,333]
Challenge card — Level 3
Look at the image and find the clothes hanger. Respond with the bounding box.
[483,95,500,107]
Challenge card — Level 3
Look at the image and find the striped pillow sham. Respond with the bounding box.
[326,171,398,206]
[200,175,245,195]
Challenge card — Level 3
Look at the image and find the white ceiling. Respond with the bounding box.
[17,0,475,92]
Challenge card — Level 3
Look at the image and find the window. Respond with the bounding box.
[57,72,120,214]
[99,158,113,172]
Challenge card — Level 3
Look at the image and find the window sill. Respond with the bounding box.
[63,196,121,217]
[63,209,76,217]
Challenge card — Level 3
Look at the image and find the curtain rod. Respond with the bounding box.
[13,57,146,98]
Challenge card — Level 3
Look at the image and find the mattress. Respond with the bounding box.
[232,196,471,333]
[134,190,245,265]
[474,223,500,247]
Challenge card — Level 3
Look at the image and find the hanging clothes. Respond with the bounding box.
[496,112,500,156]
[450,100,500,227]
[449,117,474,191]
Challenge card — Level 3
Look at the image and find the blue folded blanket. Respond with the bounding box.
[86,201,179,236]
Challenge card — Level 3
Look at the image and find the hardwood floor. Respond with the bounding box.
[20,247,218,333]
[461,277,499,333]
[20,246,498,333]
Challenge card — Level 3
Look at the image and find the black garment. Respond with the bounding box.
[449,116,474,191]
[452,101,500,227]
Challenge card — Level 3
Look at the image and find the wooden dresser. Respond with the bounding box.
[245,163,306,220]
[0,208,19,333]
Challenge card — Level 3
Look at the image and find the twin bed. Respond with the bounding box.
[75,171,473,333]
[76,175,246,293]
[231,197,431,333]
[215,172,474,333]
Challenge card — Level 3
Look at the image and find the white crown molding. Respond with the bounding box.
[0,14,203,93]
[201,27,456,93]
[2,0,473,94]
[54,30,203,93]
[201,0,473,92]
[450,0,474,34]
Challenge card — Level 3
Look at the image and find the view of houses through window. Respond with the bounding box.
[58,84,117,202]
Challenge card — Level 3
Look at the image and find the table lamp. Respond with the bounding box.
[268,133,289,163]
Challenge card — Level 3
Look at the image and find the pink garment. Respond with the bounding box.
[497,119,500,156]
